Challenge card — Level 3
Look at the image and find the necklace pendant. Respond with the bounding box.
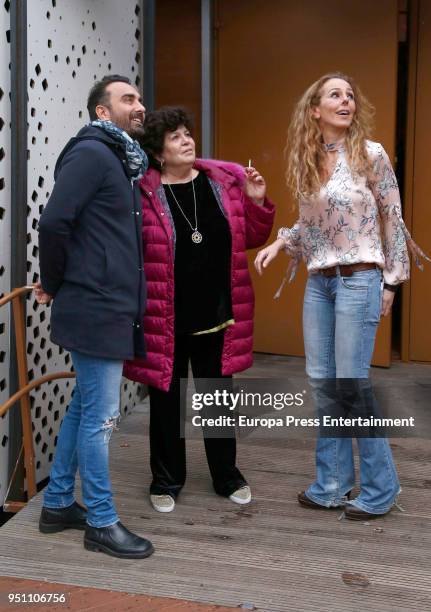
[191,230,203,244]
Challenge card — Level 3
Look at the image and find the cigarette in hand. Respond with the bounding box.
[248,159,252,168]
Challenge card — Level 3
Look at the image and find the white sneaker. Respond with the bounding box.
[150,494,175,513]
[229,485,251,505]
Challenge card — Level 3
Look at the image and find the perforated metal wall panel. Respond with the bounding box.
[0,0,11,507]
[26,0,143,483]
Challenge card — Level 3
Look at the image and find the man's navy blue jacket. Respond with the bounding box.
[38,125,146,360]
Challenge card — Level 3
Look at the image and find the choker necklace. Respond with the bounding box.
[323,140,345,153]
[166,177,202,244]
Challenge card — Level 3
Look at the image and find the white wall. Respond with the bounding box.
[0,0,143,498]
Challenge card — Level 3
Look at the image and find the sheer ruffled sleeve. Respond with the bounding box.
[370,144,429,284]
[273,221,302,298]
[277,221,301,255]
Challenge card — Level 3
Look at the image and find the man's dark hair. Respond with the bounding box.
[87,74,131,121]
[139,107,194,169]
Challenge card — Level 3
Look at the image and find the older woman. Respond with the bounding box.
[255,72,427,520]
[124,107,275,512]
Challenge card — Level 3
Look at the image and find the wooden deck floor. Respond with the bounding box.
[0,355,430,612]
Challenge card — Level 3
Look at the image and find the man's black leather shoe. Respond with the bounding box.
[84,521,154,559]
[344,505,387,521]
[39,501,87,533]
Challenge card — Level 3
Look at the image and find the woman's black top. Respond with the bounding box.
[163,171,233,335]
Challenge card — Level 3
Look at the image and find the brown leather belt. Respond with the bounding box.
[318,263,378,277]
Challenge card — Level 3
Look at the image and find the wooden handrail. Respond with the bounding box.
[0,286,75,511]
[0,286,35,307]
[0,371,75,418]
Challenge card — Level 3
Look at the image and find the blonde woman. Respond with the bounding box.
[255,72,428,520]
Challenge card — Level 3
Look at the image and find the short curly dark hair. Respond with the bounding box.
[139,106,194,169]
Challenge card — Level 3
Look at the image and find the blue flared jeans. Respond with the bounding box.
[43,351,123,527]
[303,268,400,514]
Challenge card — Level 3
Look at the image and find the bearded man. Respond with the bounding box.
[35,75,153,559]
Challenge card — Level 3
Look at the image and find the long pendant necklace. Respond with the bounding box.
[166,177,202,244]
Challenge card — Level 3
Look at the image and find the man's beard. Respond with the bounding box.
[128,123,146,140]
[111,113,145,139]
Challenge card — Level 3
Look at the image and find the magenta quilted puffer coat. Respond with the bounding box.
[123,159,275,391]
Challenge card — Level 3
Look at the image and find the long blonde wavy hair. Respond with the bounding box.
[286,72,375,201]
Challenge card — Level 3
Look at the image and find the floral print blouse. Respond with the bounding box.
[278,141,413,285]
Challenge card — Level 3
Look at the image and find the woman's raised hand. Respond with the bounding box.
[244,166,266,205]
[254,238,285,275]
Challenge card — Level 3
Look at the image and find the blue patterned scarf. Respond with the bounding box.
[91,120,148,182]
